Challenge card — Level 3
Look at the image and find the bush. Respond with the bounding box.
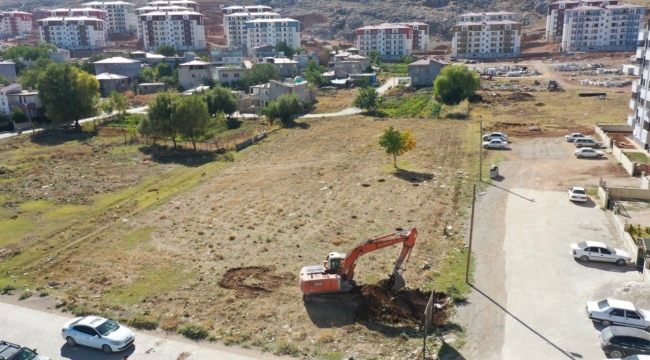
[274,341,301,356]
[19,290,33,300]
[1,284,16,295]
[128,315,159,330]
[177,323,209,340]
[442,99,470,119]
[160,315,179,331]
[39,290,50,297]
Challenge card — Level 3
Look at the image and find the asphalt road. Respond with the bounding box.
[0,300,288,360]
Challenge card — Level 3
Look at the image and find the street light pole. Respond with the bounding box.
[479,122,484,181]
[466,184,477,284]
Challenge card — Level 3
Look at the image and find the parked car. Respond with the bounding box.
[565,133,591,142]
[0,340,50,360]
[570,241,631,266]
[482,139,508,149]
[600,326,650,358]
[568,187,587,202]
[606,355,650,360]
[574,138,603,148]
[482,132,508,141]
[575,147,604,158]
[62,316,135,354]
[587,299,650,329]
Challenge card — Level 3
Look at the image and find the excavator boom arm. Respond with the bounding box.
[338,228,418,282]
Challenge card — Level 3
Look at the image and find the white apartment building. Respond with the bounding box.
[245,18,300,56]
[139,11,206,51]
[224,11,280,47]
[135,5,189,39]
[0,11,33,37]
[46,9,107,35]
[545,0,619,41]
[147,1,199,12]
[355,24,414,60]
[628,18,650,150]
[451,12,522,58]
[81,1,137,33]
[398,22,430,53]
[561,4,645,52]
[221,5,273,15]
[37,17,106,50]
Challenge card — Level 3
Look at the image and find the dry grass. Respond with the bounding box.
[316,330,335,343]
[310,88,359,113]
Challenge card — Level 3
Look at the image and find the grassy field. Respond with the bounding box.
[311,88,358,113]
[0,85,633,358]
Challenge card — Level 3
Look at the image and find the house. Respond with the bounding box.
[250,44,276,61]
[328,52,370,74]
[408,58,448,87]
[0,83,22,117]
[138,83,166,94]
[293,51,319,70]
[8,90,44,119]
[265,57,299,78]
[182,85,210,95]
[249,79,310,107]
[178,59,211,90]
[0,60,16,82]
[214,66,250,85]
[95,73,131,97]
[210,46,244,67]
[130,51,166,65]
[94,57,142,77]
[48,48,71,63]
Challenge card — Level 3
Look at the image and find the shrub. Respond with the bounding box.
[1,284,16,295]
[442,99,470,119]
[274,341,301,356]
[316,330,335,343]
[177,323,209,340]
[19,290,33,300]
[128,315,159,330]
[39,290,50,297]
[160,315,179,331]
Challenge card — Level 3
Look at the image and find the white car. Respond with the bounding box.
[575,147,604,158]
[606,355,650,360]
[62,316,134,354]
[587,299,650,330]
[570,241,631,266]
[482,139,508,149]
[482,132,508,141]
[568,187,587,202]
[565,133,591,142]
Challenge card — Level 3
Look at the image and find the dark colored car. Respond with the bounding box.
[600,326,650,358]
[0,341,50,360]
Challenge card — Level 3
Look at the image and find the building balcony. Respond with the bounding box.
[637,47,644,60]
[631,98,639,110]
[635,65,642,76]
[639,31,648,42]
[633,80,640,93]
[628,114,636,126]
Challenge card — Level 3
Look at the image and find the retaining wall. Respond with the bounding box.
[609,187,650,201]
[612,213,639,262]
[610,144,637,176]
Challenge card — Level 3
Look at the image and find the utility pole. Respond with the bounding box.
[479,122,484,181]
[466,184,476,284]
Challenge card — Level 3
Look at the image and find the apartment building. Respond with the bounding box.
[627,18,650,150]
[139,11,206,51]
[245,18,300,55]
[0,11,33,37]
[398,22,430,53]
[451,12,522,58]
[37,17,106,50]
[0,61,17,82]
[135,5,190,38]
[546,0,619,41]
[46,8,107,22]
[221,5,273,15]
[81,1,137,33]
[355,24,414,60]
[561,4,645,52]
[223,11,281,47]
[147,1,199,12]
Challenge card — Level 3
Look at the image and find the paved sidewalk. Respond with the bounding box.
[0,300,287,360]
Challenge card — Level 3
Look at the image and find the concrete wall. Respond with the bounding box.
[595,125,612,148]
[642,174,650,189]
[609,187,650,201]
[610,143,637,176]
[598,186,609,208]
[598,125,633,132]
[612,213,639,263]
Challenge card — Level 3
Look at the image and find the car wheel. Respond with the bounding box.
[580,255,589,262]
[66,337,77,347]
[577,144,583,148]
[610,349,624,358]
[597,154,603,158]
[102,345,112,354]
[483,145,488,149]
[500,146,504,149]
[577,155,583,158]
[616,259,626,266]
[602,319,613,327]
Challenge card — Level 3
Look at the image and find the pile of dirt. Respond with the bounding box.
[505,92,534,102]
[355,279,449,325]
[219,266,295,298]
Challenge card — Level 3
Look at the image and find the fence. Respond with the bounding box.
[611,212,639,263]
[235,130,267,152]
[612,144,637,176]
[596,125,637,176]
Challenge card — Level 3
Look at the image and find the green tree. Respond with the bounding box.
[18,58,53,88]
[173,95,213,150]
[276,41,297,59]
[0,75,9,87]
[379,127,417,167]
[368,50,382,66]
[37,63,100,126]
[9,107,28,123]
[433,65,481,105]
[352,87,380,111]
[204,85,238,116]
[303,60,327,87]
[138,115,160,145]
[79,54,103,74]
[263,93,302,127]
[398,55,415,64]
[156,45,176,57]
[318,48,331,66]
[146,91,182,148]
[241,63,280,87]
[108,91,128,118]
[137,68,156,83]
[155,63,173,78]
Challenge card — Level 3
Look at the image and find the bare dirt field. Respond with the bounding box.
[310,88,359,114]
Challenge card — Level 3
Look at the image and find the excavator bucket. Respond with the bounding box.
[390,274,406,291]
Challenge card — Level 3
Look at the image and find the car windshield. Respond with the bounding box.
[13,349,37,360]
[602,327,614,341]
[597,300,609,310]
[607,247,616,254]
[577,242,588,248]
[573,190,586,195]
[95,319,120,336]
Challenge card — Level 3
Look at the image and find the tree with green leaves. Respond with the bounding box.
[156,45,176,57]
[145,91,182,148]
[37,63,100,126]
[240,63,280,87]
[173,95,213,150]
[0,75,9,87]
[433,65,481,105]
[318,48,331,66]
[263,93,302,127]
[9,107,28,123]
[18,58,53,89]
[368,50,382,66]
[303,60,327,87]
[155,63,173,78]
[79,54,103,74]
[137,68,156,83]
[276,41,297,59]
[108,91,128,118]
[204,85,238,116]
[379,127,417,167]
[353,87,380,111]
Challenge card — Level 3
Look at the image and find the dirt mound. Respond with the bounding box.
[505,92,534,102]
[355,279,449,324]
[220,266,295,298]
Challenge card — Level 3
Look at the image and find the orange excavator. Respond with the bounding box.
[299,228,418,296]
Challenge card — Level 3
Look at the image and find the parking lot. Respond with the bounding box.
[459,137,645,360]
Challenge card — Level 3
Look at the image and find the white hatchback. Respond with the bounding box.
[570,241,631,266]
[62,316,134,354]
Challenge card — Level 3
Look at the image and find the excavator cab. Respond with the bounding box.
[324,252,344,273]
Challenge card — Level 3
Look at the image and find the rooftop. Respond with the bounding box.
[246,17,299,23]
[38,16,105,22]
[49,8,107,12]
[224,11,280,17]
[95,73,128,80]
[356,24,412,30]
[82,1,135,5]
[455,20,521,26]
[94,56,140,64]
[139,10,203,16]
[459,11,517,16]
[408,58,449,66]
[180,60,210,66]
[0,60,16,65]
[147,0,198,4]
[0,83,21,92]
